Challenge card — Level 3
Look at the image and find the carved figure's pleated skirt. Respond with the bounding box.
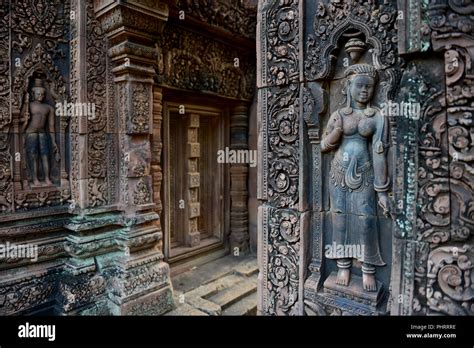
[328,162,385,266]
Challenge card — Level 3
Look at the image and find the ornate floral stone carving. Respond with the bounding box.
[8,0,71,213]
[305,0,399,80]
[259,0,299,88]
[11,0,68,38]
[175,0,257,39]
[156,25,255,101]
[133,178,151,205]
[408,0,474,316]
[258,0,302,316]
[265,208,301,315]
[0,3,11,214]
[130,84,151,134]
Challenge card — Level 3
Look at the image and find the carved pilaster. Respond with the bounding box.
[257,0,304,316]
[93,0,173,315]
[409,0,474,316]
[70,0,88,210]
[302,84,324,302]
[0,0,11,215]
[230,104,250,253]
[151,86,163,225]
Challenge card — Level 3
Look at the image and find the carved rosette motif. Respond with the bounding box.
[133,178,151,205]
[259,0,301,316]
[130,84,151,134]
[260,0,299,89]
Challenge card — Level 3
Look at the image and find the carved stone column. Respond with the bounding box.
[93,0,173,315]
[230,104,250,253]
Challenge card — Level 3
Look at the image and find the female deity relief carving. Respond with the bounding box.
[321,64,390,292]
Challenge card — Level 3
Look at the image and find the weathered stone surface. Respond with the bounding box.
[222,291,257,316]
[165,302,207,316]
[169,255,258,316]
[0,0,174,316]
[258,0,474,317]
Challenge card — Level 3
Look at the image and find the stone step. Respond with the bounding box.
[172,254,256,293]
[233,259,259,277]
[222,291,257,316]
[165,302,208,316]
[187,296,222,316]
[187,273,243,298]
[207,276,257,310]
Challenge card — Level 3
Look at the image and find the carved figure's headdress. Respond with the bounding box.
[31,78,46,93]
[344,64,378,82]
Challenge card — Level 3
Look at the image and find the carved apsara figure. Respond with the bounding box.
[321,64,390,292]
[24,78,59,186]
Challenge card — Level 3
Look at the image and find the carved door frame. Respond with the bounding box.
[160,97,229,264]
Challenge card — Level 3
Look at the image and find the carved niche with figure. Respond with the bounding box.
[302,0,400,316]
[321,63,390,293]
[23,77,60,187]
[5,0,71,213]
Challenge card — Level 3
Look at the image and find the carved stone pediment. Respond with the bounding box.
[174,0,257,40]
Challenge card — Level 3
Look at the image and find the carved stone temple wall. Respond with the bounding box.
[257,0,474,316]
[0,0,256,315]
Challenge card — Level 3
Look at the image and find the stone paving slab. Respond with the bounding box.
[167,254,258,316]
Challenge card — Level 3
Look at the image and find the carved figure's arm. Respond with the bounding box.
[321,111,343,152]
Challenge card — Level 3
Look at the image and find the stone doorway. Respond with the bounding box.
[162,101,227,265]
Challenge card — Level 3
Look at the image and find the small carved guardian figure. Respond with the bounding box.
[24,78,59,186]
[321,64,390,292]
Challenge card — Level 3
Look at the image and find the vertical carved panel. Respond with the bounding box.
[411,1,474,315]
[106,57,117,204]
[8,0,71,213]
[258,0,302,316]
[93,1,174,316]
[186,113,200,247]
[0,1,11,214]
[151,87,163,231]
[397,0,431,54]
[300,0,400,316]
[87,0,108,207]
[69,0,80,208]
